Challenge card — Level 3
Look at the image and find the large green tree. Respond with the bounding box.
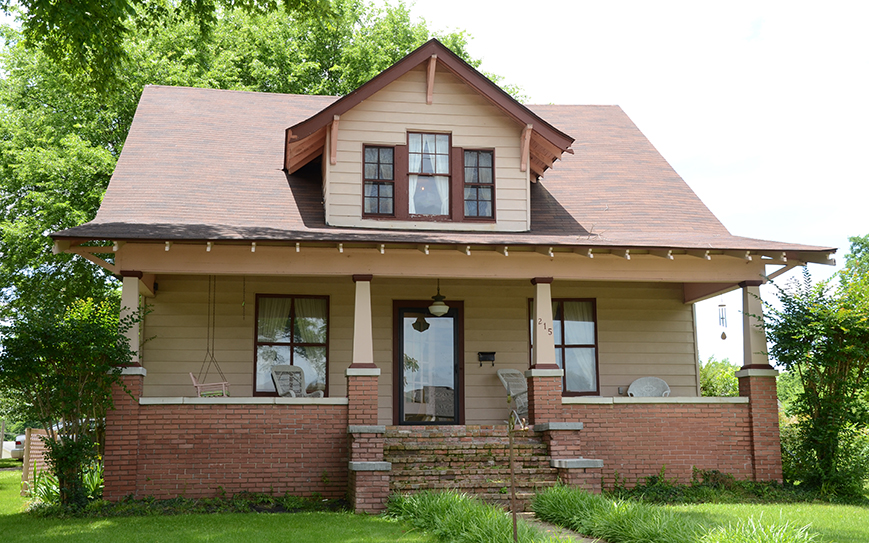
[764,236,869,496]
[0,0,502,319]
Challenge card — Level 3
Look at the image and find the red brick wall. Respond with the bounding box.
[527,375,562,424]
[739,375,783,482]
[562,402,753,488]
[104,398,349,500]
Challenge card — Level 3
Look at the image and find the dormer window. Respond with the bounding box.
[463,150,494,219]
[363,146,395,216]
[408,132,450,217]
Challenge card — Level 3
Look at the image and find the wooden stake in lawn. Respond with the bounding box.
[508,408,528,543]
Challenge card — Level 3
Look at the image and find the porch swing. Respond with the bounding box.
[190,276,230,397]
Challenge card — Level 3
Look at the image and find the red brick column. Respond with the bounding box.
[104,369,145,500]
[526,369,563,425]
[737,368,782,482]
[346,367,390,513]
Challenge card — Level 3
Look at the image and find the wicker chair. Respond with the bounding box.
[627,376,671,397]
[271,365,324,398]
[496,369,528,421]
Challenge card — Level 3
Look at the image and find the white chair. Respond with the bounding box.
[271,365,324,398]
[496,369,528,421]
[189,372,229,397]
[627,376,670,397]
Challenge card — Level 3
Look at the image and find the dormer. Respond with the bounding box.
[284,40,574,233]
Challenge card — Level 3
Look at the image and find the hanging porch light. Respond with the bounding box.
[428,279,449,317]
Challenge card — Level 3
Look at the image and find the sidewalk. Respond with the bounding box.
[520,512,603,543]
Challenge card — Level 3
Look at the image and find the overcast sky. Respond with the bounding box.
[397,0,867,365]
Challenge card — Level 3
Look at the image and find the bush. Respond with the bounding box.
[699,357,740,397]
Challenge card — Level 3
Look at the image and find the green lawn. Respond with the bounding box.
[669,502,869,543]
[0,471,434,543]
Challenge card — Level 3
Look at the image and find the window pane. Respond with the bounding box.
[479,187,492,201]
[294,346,327,394]
[380,164,393,180]
[257,298,293,342]
[478,200,491,217]
[435,153,449,174]
[563,301,595,344]
[564,348,596,392]
[380,147,393,163]
[364,198,377,214]
[381,198,393,214]
[479,151,492,167]
[364,164,378,180]
[364,147,378,162]
[409,133,421,153]
[436,134,450,154]
[381,183,393,197]
[293,298,328,344]
[409,152,422,173]
[464,186,476,199]
[421,153,435,174]
[465,201,477,216]
[364,182,376,197]
[479,167,493,184]
[423,133,437,154]
[464,151,477,167]
[465,166,477,183]
[256,345,292,393]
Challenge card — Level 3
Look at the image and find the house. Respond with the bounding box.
[52,39,834,513]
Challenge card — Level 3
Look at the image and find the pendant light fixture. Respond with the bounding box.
[428,279,449,317]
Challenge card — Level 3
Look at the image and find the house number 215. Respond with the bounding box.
[537,318,553,336]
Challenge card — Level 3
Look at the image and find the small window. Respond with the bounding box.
[529,299,599,395]
[363,146,394,216]
[255,295,329,396]
[463,150,494,218]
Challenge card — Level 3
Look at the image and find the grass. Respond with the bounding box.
[671,502,869,543]
[0,470,435,543]
[0,458,21,469]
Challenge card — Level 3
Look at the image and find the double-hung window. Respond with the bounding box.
[363,146,394,216]
[255,295,329,396]
[408,132,450,217]
[463,150,494,219]
[529,299,599,395]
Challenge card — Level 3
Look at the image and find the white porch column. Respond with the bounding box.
[351,275,375,368]
[532,277,558,368]
[120,274,140,364]
[741,281,771,368]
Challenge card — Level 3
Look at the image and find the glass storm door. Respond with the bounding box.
[397,305,461,424]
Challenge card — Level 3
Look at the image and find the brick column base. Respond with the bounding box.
[348,469,391,514]
[104,369,145,500]
[537,422,604,494]
[553,459,603,493]
[526,369,564,425]
[737,368,783,482]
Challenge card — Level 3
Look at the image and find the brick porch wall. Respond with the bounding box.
[104,383,349,501]
[561,402,753,489]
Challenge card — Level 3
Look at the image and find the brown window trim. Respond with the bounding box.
[462,148,496,222]
[362,145,395,218]
[253,294,330,397]
[528,298,600,396]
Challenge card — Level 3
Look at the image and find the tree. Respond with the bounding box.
[0,0,507,320]
[2,0,330,89]
[763,240,869,496]
[698,356,739,397]
[0,299,139,506]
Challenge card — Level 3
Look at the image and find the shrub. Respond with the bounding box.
[699,357,740,397]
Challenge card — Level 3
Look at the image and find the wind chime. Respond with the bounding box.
[718,301,727,340]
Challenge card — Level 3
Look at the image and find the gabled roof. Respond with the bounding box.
[52,85,834,265]
[284,39,574,179]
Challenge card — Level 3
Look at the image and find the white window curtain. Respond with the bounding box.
[258,298,293,342]
[408,175,418,214]
[434,176,449,215]
[563,301,594,344]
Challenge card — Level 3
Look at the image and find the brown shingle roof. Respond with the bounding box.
[54,85,832,255]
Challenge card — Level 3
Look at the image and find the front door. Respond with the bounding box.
[395,302,463,424]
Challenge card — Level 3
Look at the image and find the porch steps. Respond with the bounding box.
[384,425,559,510]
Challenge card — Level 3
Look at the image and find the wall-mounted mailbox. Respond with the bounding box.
[478,352,495,367]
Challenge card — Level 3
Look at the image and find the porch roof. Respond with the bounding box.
[52,85,834,262]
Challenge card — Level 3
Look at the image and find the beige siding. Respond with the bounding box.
[326,65,529,231]
[142,277,698,425]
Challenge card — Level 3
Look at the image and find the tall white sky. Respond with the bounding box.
[396,0,868,365]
